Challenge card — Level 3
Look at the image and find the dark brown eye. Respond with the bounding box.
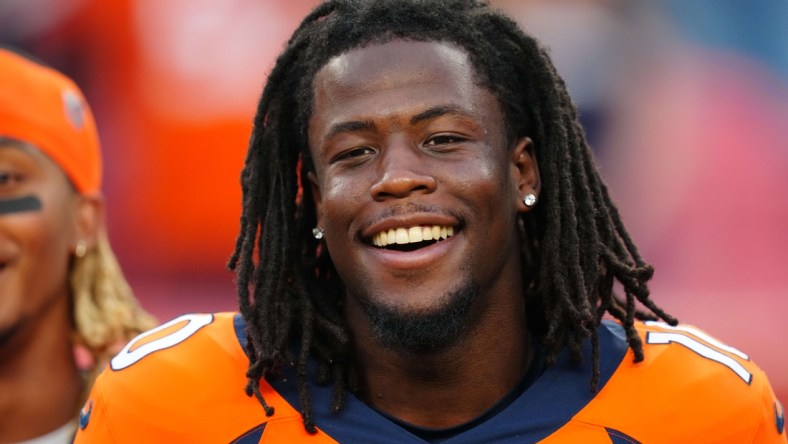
[0,171,25,195]
[0,172,20,185]
[336,146,375,161]
[425,135,464,146]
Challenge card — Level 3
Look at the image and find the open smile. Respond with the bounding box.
[371,225,455,250]
[364,224,460,270]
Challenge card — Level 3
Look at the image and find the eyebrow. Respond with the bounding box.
[324,120,376,141]
[411,105,467,125]
[322,105,470,141]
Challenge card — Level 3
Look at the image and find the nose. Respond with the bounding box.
[370,144,437,201]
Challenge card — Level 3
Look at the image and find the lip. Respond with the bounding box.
[364,231,458,270]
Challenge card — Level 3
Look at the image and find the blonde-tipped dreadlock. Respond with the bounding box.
[71,229,157,386]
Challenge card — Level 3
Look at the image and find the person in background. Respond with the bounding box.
[0,48,156,444]
[75,1,785,442]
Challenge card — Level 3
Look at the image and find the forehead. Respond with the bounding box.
[309,40,502,143]
[1,139,50,163]
[0,139,72,182]
[0,139,41,161]
[314,39,477,94]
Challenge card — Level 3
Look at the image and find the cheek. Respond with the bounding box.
[11,200,74,265]
[0,208,72,315]
[23,217,69,261]
[453,153,514,213]
[0,166,78,316]
[319,174,368,227]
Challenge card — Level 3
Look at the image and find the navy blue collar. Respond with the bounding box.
[233,314,628,443]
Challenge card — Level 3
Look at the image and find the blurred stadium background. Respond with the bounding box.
[2,0,786,402]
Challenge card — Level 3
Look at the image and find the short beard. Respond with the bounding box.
[359,281,479,354]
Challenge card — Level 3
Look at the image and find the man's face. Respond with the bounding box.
[308,40,536,350]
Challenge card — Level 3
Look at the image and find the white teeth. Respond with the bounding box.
[372,225,455,247]
[408,227,423,243]
[396,228,408,244]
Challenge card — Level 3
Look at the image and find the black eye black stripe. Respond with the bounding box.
[0,195,42,215]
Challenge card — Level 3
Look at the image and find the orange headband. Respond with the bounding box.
[0,49,101,193]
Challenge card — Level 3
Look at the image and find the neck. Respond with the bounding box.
[0,295,82,443]
[350,288,531,429]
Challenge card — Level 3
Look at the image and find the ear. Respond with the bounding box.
[510,137,540,213]
[70,191,105,251]
[307,171,324,228]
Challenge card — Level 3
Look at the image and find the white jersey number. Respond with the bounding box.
[110,314,214,371]
[644,321,752,384]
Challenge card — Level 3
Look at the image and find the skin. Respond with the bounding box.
[0,141,102,442]
[308,40,540,428]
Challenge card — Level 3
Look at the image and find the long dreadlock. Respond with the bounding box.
[228,0,677,432]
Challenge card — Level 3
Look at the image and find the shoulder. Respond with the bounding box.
[598,320,765,388]
[75,312,338,443]
[75,313,259,441]
[84,312,249,421]
[630,320,761,387]
[579,320,786,443]
[106,312,240,375]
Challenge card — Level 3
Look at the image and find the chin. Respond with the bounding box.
[359,280,479,354]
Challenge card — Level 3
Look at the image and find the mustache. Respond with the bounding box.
[0,195,42,215]
[381,202,439,218]
[359,202,465,231]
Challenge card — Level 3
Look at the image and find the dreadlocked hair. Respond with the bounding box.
[229,0,677,431]
[71,228,158,392]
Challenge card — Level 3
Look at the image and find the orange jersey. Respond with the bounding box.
[545,321,785,443]
[75,313,786,443]
[73,313,333,443]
